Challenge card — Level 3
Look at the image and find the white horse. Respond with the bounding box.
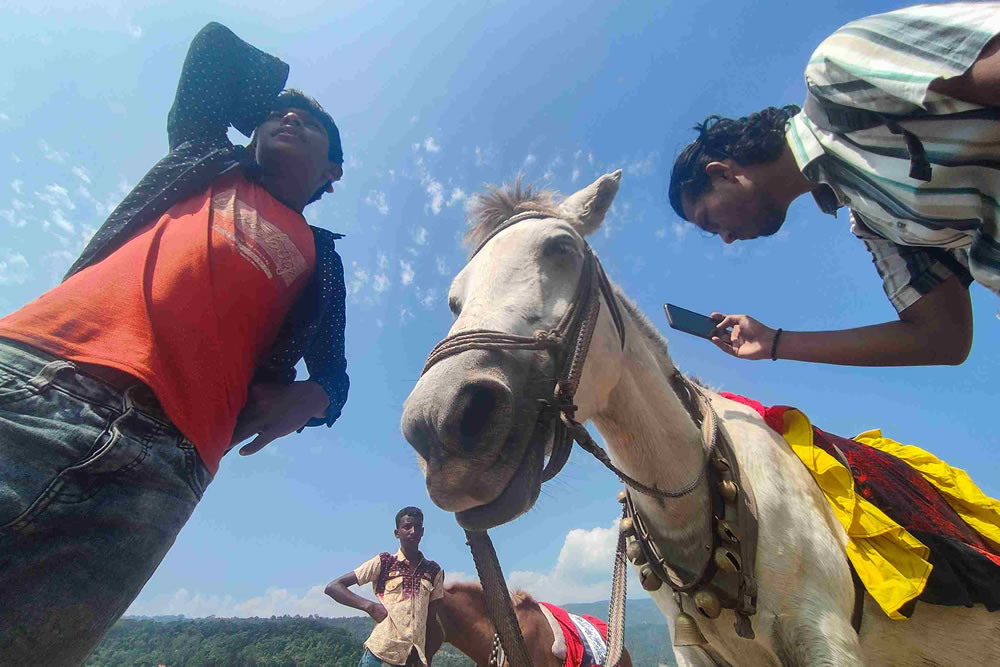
[401,171,999,666]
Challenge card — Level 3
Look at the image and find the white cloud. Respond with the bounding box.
[400,260,415,286]
[38,139,68,164]
[474,146,486,166]
[506,520,643,605]
[364,190,389,215]
[446,188,466,208]
[412,226,429,246]
[626,153,656,177]
[435,257,449,276]
[11,152,22,163]
[671,222,688,242]
[0,208,27,229]
[72,166,91,184]
[423,137,441,153]
[0,113,9,121]
[126,584,357,619]
[10,179,22,194]
[422,174,445,215]
[373,272,390,293]
[417,287,437,309]
[377,252,389,271]
[588,152,595,165]
[37,183,75,211]
[49,208,74,234]
[126,22,143,38]
[346,261,370,296]
[523,154,537,167]
[571,168,580,183]
[0,250,30,285]
[400,306,414,325]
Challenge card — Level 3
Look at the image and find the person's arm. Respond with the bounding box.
[166,22,289,150]
[231,237,348,454]
[325,571,388,623]
[929,36,1000,108]
[711,274,972,366]
[301,236,350,429]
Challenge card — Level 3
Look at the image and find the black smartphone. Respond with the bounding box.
[663,303,722,340]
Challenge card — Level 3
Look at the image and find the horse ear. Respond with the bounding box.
[558,169,622,236]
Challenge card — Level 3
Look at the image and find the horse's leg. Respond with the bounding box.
[772,603,863,667]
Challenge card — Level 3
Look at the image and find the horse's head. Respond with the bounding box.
[401,170,627,529]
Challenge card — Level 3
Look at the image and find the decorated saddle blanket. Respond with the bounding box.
[538,602,612,667]
[723,393,1000,619]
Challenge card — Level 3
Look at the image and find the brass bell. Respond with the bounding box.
[714,547,742,574]
[618,517,635,537]
[716,518,739,544]
[693,590,722,619]
[639,565,662,591]
[672,611,708,647]
[712,457,730,472]
[625,539,647,565]
[617,489,628,503]
[719,480,738,503]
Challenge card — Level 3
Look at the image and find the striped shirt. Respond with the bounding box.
[786,3,1000,312]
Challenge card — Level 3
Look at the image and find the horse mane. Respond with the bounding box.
[446,581,539,610]
[463,177,562,255]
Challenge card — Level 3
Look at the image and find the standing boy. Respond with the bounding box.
[326,507,444,667]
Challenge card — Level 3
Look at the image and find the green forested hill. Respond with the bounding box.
[86,599,677,666]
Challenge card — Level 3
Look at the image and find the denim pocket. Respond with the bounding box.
[0,406,149,533]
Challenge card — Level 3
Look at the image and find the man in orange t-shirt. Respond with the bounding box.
[0,23,350,664]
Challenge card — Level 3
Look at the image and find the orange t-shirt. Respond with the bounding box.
[0,172,315,473]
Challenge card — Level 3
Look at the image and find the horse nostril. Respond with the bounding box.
[444,378,511,454]
[459,386,497,445]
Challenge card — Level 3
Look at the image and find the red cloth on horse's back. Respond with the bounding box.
[538,602,610,667]
[722,392,1000,612]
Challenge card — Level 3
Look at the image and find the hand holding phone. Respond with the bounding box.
[663,303,730,341]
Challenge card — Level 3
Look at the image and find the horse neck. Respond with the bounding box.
[437,589,501,666]
[591,312,714,572]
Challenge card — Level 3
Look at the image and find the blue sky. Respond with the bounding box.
[3,0,997,617]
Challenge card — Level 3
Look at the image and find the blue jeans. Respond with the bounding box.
[359,647,421,666]
[0,339,213,665]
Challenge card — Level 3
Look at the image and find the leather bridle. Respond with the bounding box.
[419,211,759,665]
[421,210,626,485]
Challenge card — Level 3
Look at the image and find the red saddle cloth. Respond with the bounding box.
[723,393,1000,614]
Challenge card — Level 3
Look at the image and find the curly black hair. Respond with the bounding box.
[668,105,800,220]
[395,506,423,528]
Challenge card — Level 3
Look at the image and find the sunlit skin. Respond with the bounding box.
[253,107,343,213]
[680,146,815,244]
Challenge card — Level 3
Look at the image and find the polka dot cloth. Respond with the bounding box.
[64,22,349,427]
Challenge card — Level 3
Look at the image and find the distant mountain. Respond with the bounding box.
[88,601,677,666]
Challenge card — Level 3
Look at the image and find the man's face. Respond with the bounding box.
[254,107,341,188]
[395,516,424,552]
[681,162,785,243]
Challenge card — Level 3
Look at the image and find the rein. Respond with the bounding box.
[421,211,756,665]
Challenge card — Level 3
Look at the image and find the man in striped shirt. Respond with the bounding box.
[669,3,1000,367]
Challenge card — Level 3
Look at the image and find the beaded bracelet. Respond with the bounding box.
[770,328,783,361]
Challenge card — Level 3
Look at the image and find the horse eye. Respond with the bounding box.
[543,239,576,258]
